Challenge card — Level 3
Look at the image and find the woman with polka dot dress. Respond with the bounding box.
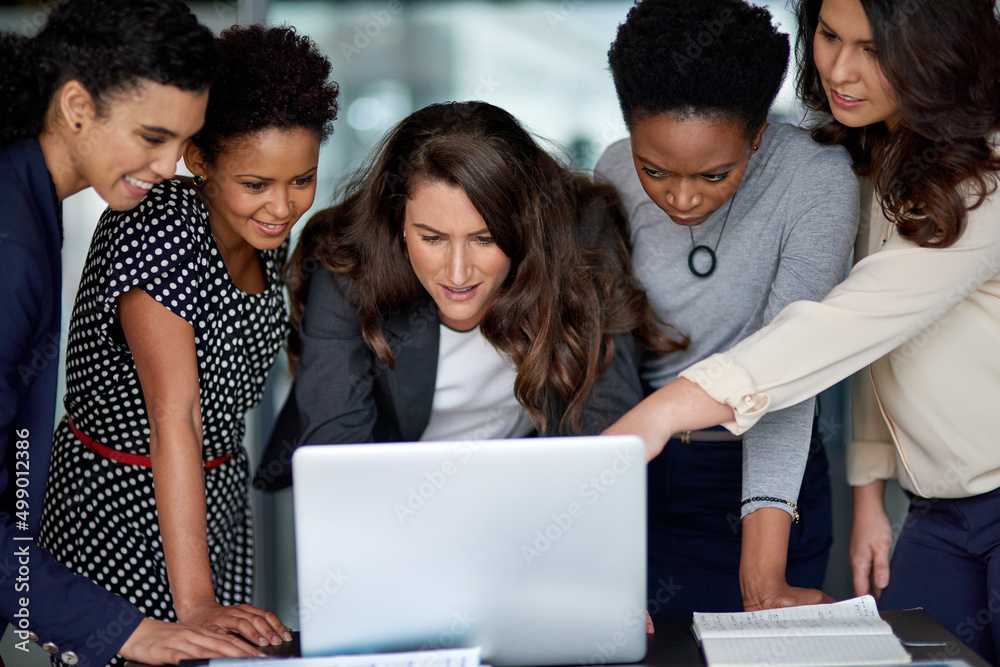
[38,25,338,659]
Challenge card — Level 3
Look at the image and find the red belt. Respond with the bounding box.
[69,418,231,470]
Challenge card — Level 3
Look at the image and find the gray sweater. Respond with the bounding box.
[596,122,859,516]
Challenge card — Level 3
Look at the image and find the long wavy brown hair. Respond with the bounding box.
[287,101,683,432]
[795,0,1000,248]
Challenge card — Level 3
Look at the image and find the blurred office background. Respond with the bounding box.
[0,1,899,661]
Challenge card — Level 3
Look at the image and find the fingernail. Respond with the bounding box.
[272,635,281,644]
[259,637,268,646]
[283,631,293,642]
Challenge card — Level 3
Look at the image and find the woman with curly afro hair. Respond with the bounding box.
[598,0,859,619]
[38,25,338,659]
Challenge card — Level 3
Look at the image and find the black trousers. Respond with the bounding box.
[645,425,833,620]
[880,487,1000,665]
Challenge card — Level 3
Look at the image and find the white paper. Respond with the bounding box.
[694,596,890,639]
[208,646,482,667]
[700,634,912,667]
[692,597,911,666]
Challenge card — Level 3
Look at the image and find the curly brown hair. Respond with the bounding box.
[191,24,339,162]
[795,0,1000,248]
[287,102,683,433]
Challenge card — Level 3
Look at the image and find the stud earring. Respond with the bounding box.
[75,122,81,129]
[752,145,759,153]
[193,175,205,186]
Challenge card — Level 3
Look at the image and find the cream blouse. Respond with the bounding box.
[681,176,1000,498]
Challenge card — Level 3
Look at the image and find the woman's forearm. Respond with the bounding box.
[603,378,735,461]
[150,416,217,616]
[740,508,791,605]
[850,480,893,597]
[740,507,833,609]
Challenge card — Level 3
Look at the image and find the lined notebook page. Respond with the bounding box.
[694,596,890,639]
[699,635,912,667]
[692,597,911,666]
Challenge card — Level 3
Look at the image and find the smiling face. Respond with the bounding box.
[403,181,512,331]
[813,0,900,129]
[190,126,320,251]
[73,79,208,211]
[629,113,763,227]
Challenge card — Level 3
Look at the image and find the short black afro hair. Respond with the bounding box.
[608,0,789,137]
[193,25,339,162]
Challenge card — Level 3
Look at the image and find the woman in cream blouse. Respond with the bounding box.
[606,0,1000,661]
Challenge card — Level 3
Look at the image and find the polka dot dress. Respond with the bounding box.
[38,180,287,662]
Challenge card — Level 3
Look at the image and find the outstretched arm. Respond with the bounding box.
[120,288,290,646]
[602,378,734,461]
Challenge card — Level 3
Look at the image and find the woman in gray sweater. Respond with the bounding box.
[597,0,859,618]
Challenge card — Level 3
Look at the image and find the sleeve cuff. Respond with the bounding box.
[679,353,771,435]
[846,440,898,486]
[740,499,797,520]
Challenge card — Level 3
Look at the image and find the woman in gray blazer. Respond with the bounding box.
[255,101,681,491]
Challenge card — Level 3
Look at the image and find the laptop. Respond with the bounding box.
[292,435,647,666]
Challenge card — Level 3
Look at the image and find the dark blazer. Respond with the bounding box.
[0,138,141,666]
[254,267,645,491]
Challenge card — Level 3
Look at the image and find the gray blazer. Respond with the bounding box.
[254,268,644,491]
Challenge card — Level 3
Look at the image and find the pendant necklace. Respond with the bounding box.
[687,194,736,278]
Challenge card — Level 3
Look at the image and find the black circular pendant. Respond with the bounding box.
[688,245,717,278]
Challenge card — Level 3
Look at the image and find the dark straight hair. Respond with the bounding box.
[795,0,1000,248]
[0,0,217,144]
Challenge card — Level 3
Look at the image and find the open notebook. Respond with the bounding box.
[692,596,912,666]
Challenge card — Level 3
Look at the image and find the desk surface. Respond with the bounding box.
[161,608,989,667]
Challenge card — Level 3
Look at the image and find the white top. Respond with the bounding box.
[420,324,534,442]
[681,172,1000,498]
